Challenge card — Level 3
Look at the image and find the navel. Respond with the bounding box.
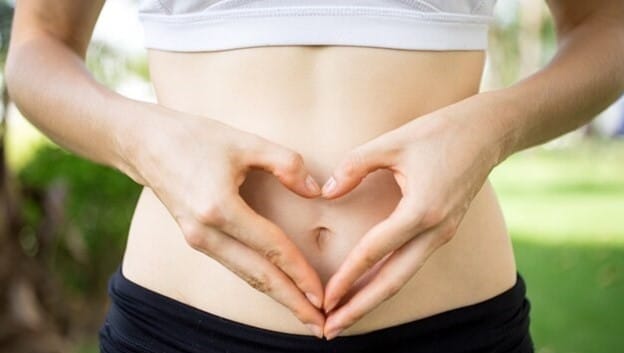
[315,226,331,250]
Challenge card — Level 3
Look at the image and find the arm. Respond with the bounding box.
[316,0,624,339]
[5,1,328,334]
[468,0,624,165]
[5,0,148,184]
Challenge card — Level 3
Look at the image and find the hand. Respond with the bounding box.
[122,105,326,337]
[318,101,501,339]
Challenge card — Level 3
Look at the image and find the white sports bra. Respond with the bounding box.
[137,0,498,52]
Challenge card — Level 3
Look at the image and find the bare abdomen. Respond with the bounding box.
[121,45,517,335]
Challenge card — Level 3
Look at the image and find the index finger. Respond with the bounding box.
[218,192,325,308]
[323,197,433,313]
[323,224,443,339]
[182,220,326,336]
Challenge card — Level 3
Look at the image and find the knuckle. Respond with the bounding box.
[242,272,273,293]
[401,211,421,234]
[202,232,226,253]
[361,252,379,270]
[342,314,359,328]
[194,201,229,227]
[399,199,424,226]
[383,281,403,299]
[280,152,304,174]
[181,223,205,250]
[263,247,283,266]
[343,150,365,177]
[438,222,457,244]
[419,207,445,229]
[294,307,321,326]
[289,303,307,320]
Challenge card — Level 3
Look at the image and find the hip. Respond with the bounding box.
[100,261,532,353]
[122,45,515,335]
[120,172,517,335]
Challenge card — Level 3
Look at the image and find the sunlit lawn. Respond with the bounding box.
[490,137,624,353]
[7,118,624,353]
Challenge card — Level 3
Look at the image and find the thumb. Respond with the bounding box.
[321,143,397,199]
[247,142,322,198]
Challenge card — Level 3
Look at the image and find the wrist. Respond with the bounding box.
[109,96,162,185]
[441,89,522,169]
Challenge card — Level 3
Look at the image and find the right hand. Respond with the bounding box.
[119,105,326,335]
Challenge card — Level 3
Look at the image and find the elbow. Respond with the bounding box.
[557,8,624,92]
[610,27,624,94]
[3,40,35,115]
[3,30,34,105]
[601,13,624,92]
[4,38,41,116]
[4,35,45,110]
[603,23,624,98]
[4,45,23,107]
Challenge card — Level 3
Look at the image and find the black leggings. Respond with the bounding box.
[99,264,534,353]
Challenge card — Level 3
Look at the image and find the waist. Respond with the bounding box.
[100,265,533,353]
[121,46,517,335]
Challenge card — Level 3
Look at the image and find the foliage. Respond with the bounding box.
[86,39,150,87]
[17,143,142,297]
[0,1,13,64]
[487,1,557,88]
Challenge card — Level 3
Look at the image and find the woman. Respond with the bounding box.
[5,0,624,352]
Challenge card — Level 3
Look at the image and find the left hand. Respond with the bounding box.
[318,98,502,340]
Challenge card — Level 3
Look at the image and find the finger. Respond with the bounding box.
[323,251,393,313]
[216,193,325,309]
[321,138,400,199]
[323,224,444,340]
[183,223,326,337]
[323,197,432,313]
[242,137,322,198]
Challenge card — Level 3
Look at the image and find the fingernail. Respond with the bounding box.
[305,292,322,309]
[325,326,344,340]
[324,299,337,314]
[305,175,321,194]
[322,177,336,196]
[306,323,323,339]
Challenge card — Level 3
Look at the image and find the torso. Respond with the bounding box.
[121,45,517,335]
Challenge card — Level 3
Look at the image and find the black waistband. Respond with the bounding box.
[100,264,533,353]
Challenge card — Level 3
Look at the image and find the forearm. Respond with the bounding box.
[5,33,151,182]
[465,10,624,166]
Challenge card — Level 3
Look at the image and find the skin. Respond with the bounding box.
[130,46,509,339]
[320,0,624,338]
[5,0,624,342]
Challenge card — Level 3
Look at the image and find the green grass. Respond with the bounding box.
[513,240,624,353]
[490,138,624,353]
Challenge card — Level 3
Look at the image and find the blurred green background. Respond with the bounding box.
[0,0,623,353]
